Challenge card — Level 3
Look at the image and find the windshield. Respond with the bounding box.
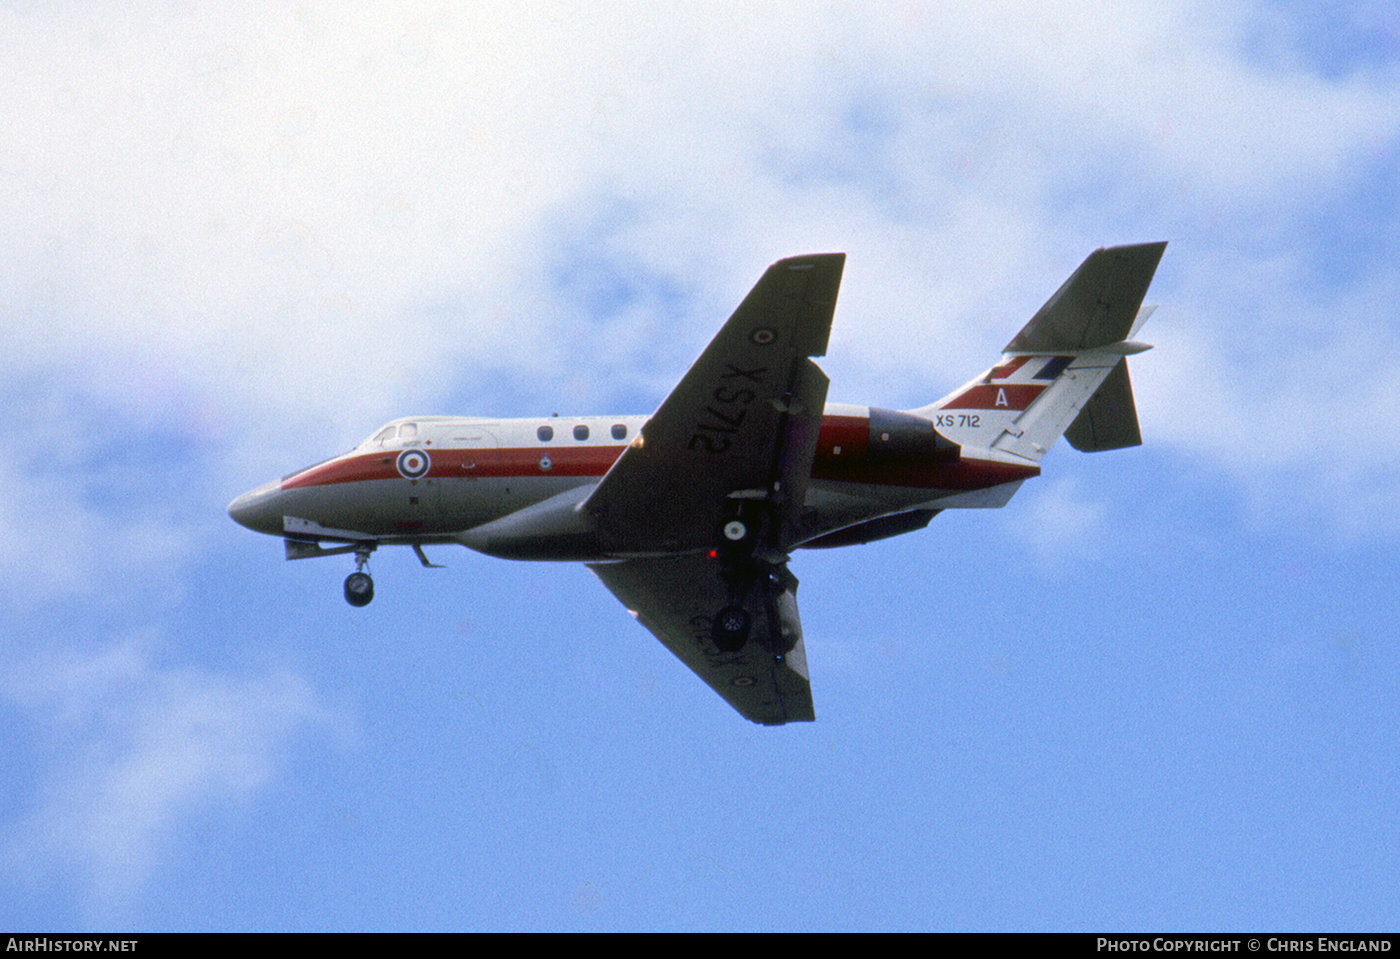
[360,421,420,449]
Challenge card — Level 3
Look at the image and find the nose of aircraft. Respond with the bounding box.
[227,479,284,537]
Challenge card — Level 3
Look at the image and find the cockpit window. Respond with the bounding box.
[398,422,418,439]
[373,427,396,445]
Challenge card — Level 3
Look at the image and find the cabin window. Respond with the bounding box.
[537,425,554,442]
[573,424,590,441]
[611,423,627,440]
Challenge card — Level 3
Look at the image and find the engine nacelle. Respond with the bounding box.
[867,407,960,461]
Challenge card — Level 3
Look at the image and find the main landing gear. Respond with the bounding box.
[710,512,763,652]
[343,544,375,607]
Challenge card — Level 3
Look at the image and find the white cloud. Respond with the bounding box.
[1,0,1398,928]
[1,632,339,914]
[0,371,209,612]
[2,0,1398,531]
[1007,476,1112,573]
[1140,249,1400,535]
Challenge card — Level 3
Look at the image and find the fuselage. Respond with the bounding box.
[228,404,1040,560]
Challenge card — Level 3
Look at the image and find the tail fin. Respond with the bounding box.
[912,242,1166,463]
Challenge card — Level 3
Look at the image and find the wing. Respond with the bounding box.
[588,554,814,725]
[582,254,843,724]
[584,253,845,556]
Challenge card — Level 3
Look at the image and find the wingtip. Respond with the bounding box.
[775,251,846,269]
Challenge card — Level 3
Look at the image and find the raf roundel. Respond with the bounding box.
[750,327,776,345]
[396,448,431,480]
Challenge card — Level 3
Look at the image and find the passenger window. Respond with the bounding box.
[611,423,627,440]
[537,425,554,442]
[573,424,589,441]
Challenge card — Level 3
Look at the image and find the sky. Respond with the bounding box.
[3,0,1399,932]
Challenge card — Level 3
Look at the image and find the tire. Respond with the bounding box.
[713,605,750,651]
[344,571,375,607]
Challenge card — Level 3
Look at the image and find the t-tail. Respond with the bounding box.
[911,241,1166,463]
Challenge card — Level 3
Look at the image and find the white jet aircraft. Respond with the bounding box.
[230,242,1167,724]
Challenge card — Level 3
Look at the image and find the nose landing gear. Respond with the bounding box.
[343,544,376,607]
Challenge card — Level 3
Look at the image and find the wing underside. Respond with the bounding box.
[589,554,814,725]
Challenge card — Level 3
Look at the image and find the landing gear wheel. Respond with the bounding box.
[713,605,751,652]
[344,571,374,607]
[721,519,749,544]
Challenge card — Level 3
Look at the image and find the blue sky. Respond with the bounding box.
[3,1,1399,931]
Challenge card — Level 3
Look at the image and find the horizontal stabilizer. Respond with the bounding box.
[1065,357,1142,452]
[1006,242,1167,352]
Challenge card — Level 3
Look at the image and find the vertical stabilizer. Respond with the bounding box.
[912,242,1165,462]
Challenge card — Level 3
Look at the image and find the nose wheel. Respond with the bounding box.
[343,544,376,607]
[344,571,374,606]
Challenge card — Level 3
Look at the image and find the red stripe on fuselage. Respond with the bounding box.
[281,415,1038,493]
[281,445,628,489]
[282,452,401,489]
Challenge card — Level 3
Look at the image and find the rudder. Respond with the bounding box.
[1064,356,1141,452]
